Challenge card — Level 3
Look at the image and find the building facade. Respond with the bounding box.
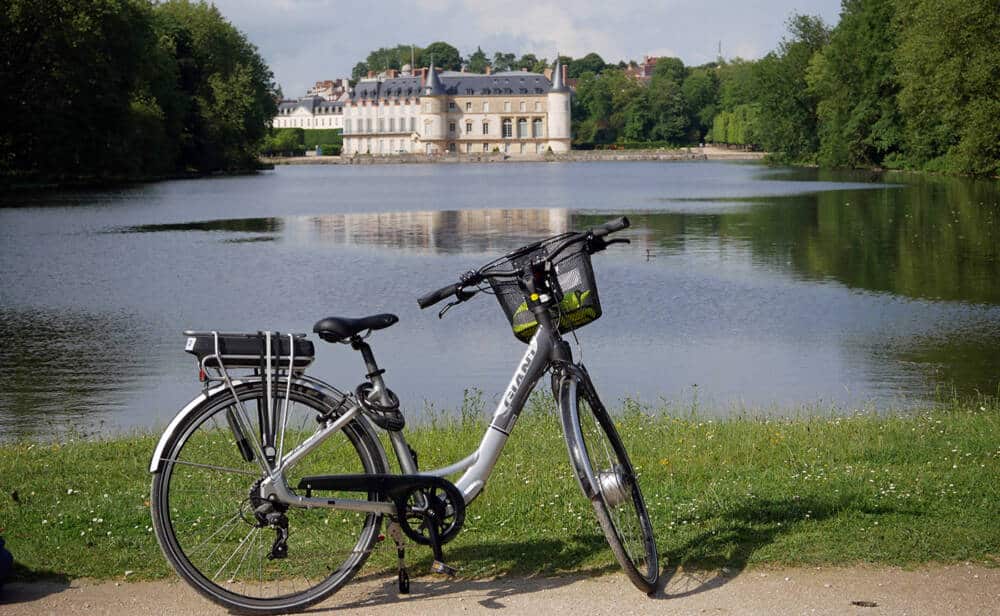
[341,60,571,156]
[273,96,345,130]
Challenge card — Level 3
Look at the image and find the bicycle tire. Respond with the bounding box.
[151,382,387,614]
[558,371,659,593]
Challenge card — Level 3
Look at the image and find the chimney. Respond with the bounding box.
[485,65,492,75]
[562,64,567,83]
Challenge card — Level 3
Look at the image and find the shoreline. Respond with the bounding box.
[262,145,766,166]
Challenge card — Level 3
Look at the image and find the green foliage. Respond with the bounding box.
[807,0,903,168]
[568,53,607,78]
[752,15,831,162]
[0,0,277,181]
[300,129,342,149]
[467,46,489,73]
[423,41,461,70]
[894,0,1000,176]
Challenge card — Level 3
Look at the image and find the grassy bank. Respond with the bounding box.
[1,397,997,582]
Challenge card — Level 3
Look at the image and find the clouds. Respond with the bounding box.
[210,0,842,97]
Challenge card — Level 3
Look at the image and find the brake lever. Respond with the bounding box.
[438,288,477,319]
[588,237,631,253]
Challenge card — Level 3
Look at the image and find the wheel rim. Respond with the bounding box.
[153,389,381,606]
[576,393,655,580]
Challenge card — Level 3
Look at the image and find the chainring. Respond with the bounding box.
[396,481,466,546]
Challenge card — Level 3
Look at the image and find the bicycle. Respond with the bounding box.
[149,216,659,613]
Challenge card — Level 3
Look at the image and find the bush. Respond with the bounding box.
[317,144,341,156]
[302,129,342,149]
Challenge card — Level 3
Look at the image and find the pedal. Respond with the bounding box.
[431,560,457,576]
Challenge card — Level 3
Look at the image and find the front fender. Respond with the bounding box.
[149,381,247,473]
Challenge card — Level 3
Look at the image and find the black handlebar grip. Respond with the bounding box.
[417,283,459,309]
[592,216,630,238]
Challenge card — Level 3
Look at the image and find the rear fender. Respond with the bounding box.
[148,376,383,474]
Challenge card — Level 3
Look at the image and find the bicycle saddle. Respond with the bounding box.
[313,313,398,343]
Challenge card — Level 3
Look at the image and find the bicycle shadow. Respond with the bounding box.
[0,564,71,605]
[325,535,617,612]
[653,495,918,599]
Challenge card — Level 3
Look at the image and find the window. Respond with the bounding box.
[378,118,384,133]
[465,102,472,111]
[448,143,456,153]
[482,143,489,152]
[388,118,394,132]
[465,121,472,133]
[519,101,526,112]
[366,118,372,132]
[482,121,489,135]
[503,101,511,112]
[483,102,490,112]
[449,102,456,111]
[533,118,543,138]
[502,118,512,138]
[519,143,525,154]
[534,101,541,112]
[517,118,527,138]
[465,143,472,153]
[409,117,415,132]
[503,142,510,153]
[449,122,456,133]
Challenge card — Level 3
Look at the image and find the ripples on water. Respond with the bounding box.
[1,162,998,437]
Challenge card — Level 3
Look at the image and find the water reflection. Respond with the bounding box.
[125,208,573,255]
[0,308,153,439]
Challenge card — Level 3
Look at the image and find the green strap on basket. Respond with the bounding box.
[511,290,594,339]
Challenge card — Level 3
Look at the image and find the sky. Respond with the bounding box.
[210,0,844,98]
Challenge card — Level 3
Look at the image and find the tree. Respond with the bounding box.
[682,68,719,140]
[422,41,461,70]
[752,14,831,161]
[351,61,369,82]
[568,52,606,78]
[491,51,516,72]
[894,0,1000,175]
[467,46,490,73]
[806,0,902,168]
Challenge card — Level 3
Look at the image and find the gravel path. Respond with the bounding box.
[3,564,998,615]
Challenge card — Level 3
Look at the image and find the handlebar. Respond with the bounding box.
[417,283,463,309]
[416,217,630,310]
[592,216,630,238]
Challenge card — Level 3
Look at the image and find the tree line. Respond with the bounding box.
[1,0,278,182]
[355,0,997,176]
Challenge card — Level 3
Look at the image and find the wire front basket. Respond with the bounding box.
[482,236,602,343]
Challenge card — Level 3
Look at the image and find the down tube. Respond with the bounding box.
[453,329,553,502]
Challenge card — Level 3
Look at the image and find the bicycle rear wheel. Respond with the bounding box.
[151,383,387,614]
[558,371,659,593]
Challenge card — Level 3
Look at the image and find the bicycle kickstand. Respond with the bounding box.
[387,521,410,594]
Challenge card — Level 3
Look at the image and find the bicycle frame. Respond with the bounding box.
[247,322,568,515]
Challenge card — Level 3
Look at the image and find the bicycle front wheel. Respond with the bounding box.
[151,383,387,614]
[558,371,659,593]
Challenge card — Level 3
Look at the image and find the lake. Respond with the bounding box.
[1,161,998,438]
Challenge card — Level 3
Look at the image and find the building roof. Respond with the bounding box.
[278,96,344,113]
[350,70,554,102]
[422,63,446,96]
[550,58,568,93]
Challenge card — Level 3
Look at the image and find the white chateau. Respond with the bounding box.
[271,60,572,156]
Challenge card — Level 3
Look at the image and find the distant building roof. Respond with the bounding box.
[349,70,553,102]
[277,96,344,113]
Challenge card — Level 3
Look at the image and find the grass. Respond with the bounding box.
[0,394,997,583]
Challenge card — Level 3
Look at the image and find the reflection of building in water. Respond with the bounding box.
[295,209,571,254]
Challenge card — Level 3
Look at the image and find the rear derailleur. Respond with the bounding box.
[245,479,289,560]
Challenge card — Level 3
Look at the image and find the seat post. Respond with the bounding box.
[350,336,390,402]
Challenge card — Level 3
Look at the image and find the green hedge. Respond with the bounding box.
[594,141,681,150]
[302,129,342,149]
